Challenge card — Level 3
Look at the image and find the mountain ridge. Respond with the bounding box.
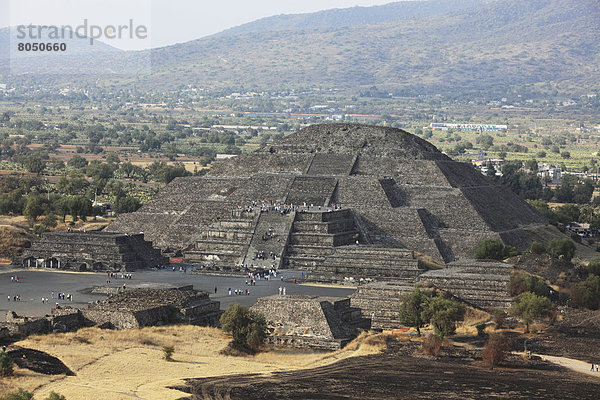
[2,0,599,97]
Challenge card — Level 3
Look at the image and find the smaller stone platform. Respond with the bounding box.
[0,286,222,339]
[418,261,513,309]
[251,295,370,350]
[83,286,223,329]
[21,231,167,271]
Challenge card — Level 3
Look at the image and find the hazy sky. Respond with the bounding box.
[3,0,397,50]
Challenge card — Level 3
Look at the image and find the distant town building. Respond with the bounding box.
[429,123,508,132]
[537,164,562,185]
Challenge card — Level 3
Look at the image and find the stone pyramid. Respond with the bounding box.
[107,123,547,273]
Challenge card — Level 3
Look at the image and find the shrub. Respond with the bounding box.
[482,333,511,369]
[162,345,174,361]
[509,271,549,297]
[530,241,546,255]
[587,260,600,277]
[44,392,67,400]
[0,351,14,377]
[493,310,506,329]
[570,233,582,244]
[474,238,521,260]
[423,334,442,357]
[547,238,576,261]
[570,275,600,310]
[220,304,267,354]
[476,323,487,337]
[0,388,34,400]
[474,238,505,260]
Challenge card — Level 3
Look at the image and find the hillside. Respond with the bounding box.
[215,0,486,37]
[2,0,599,96]
[141,0,600,94]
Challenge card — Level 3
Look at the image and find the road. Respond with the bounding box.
[0,267,355,321]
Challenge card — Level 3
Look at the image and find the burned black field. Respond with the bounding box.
[180,341,600,400]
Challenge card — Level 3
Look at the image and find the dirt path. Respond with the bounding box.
[536,354,600,378]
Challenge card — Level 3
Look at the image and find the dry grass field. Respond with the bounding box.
[1,326,391,400]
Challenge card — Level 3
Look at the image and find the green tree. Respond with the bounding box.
[524,159,538,172]
[570,275,600,310]
[220,304,267,353]
[547,238,576,261]
[510,292,551,332]
[23,195,44,225]
[67,154,88,169]
[422,295,466,338]
[0,351,14,377]
[509,271,549,297]
[573,180,594,204]
[114,196,141,214]
[105,152,120,165]
[476,134,494,149]
[21,155,46,175]
[530,241,546,254]
[120,162,136,178]
[398,287,433,336]
[42,212,58,229]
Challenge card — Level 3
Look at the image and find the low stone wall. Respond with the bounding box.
[3,312,51,336]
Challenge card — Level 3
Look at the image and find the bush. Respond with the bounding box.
[547,238,576,261]
[0,388,33,400]
[509,271,549,297]
[587,260,600,277]
[476,323,487,337]
[474,238,505,260]
[482,333,511,369]
[570,275,600,310]
[220,304,267,354]
[44,392,67,400]
[0,351,14,377]
[530,241,546,255]
[474,238,521,260]
[423,334,442,357]
[162,345,174,361]
[570,233,582,244]
[493,310,507,329]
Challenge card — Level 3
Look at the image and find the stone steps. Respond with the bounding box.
[306,154,356,176]
[289,231,359,246]
[286,244,336,256]
[292,219,356,234]
[242,210,296,269]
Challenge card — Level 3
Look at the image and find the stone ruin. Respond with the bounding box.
[104,123,548,326]
[107,123,547,276]
[350,261,514,330]
[0,286,222,339]
[251,295,370,350]
[21,231,167,271]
